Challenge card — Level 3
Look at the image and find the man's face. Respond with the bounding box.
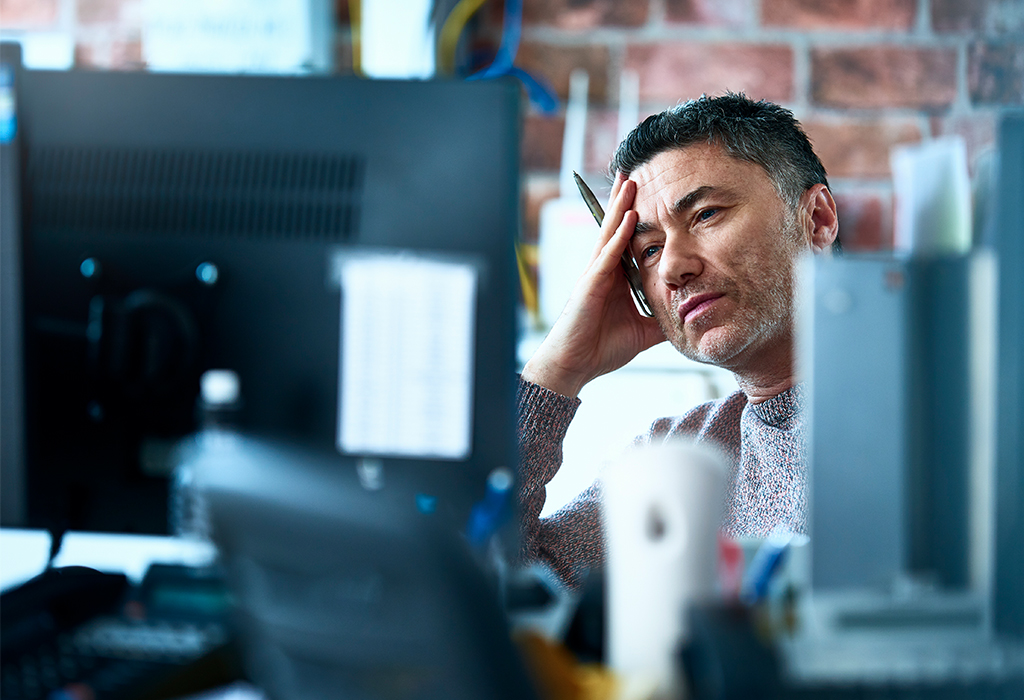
[628,143,809,374]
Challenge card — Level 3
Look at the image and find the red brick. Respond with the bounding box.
[664,0,753,28]
[332,35,355,75]
[78,0,139,25]
[446,0,504,76]
[482,0,506,27]
[930,112,999,175]
[523,0,649,29]
[969,42,1024,105]
[0,0,59,27]
[517,43,611,102]
[523,109,645,177]
[803,118,922,179]
[762,0,916,30]
[464,35,503,75]
[74,38,144,70]
[334,0,349,25]
[520,175,557,316]
[73,44,96,69]
[523,174,561,245]
[932,0,1024,34]
[112,39,143,70]
[625,43,794,104]
[833,189,893,251]
[460,3,514,74]
[811,47,958,109]
[522,113,565,171]
[585,109,623,174]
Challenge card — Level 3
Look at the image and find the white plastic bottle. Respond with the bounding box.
[170,370,241,539]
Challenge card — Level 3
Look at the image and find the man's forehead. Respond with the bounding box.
[631,143,751,186]
[629,143,767,206]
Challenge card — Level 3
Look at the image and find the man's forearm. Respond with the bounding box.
[515,377,580,560]
[516,376,608,588]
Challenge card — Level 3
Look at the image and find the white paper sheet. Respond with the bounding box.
[336,254,477,460]
[142,0,321,74]
[890,136,972,255]
[360,0,436,79]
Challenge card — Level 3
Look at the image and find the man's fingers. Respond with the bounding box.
[591,178,635,257]
[592,209,638,277]
[609,171,625,202]
[640,315,668,350]
[607,176,635,223]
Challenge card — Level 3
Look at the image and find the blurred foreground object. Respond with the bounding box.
[197,432,539,700]
[603,441,726,699]
[776,112,1024,695]
[890,136,972,255]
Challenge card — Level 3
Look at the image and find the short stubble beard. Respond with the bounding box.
[655,210,803,370]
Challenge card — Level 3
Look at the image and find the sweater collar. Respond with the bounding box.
[748,383,804,428]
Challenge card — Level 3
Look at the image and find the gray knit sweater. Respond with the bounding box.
[516,377,807,589]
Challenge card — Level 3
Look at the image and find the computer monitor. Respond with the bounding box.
[1,42,26,527]
[6,63,522,536]
[804,114,1024,629]
[992,111,1024,639]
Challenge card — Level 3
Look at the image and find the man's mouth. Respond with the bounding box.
[679,293,725,323]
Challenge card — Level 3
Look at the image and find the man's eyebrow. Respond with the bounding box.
[633,220,655,236]
[673,185,720,214]
[632,184,725,238]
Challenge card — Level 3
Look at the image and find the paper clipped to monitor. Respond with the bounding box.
[336,253,478,460]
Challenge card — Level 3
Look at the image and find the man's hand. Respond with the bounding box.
[522,173,666,398]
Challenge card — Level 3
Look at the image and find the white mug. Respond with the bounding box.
[603,439,727,698]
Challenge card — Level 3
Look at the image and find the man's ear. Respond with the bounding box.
[801,184,839,254]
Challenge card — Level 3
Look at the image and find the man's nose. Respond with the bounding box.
[658,232,702,290]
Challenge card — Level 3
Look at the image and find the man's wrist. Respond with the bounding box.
[521,360,586,399]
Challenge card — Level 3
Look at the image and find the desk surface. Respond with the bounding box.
[0,528,217,592]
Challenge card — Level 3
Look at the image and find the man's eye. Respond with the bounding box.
[640,245,661,260]
[697,208,717,222]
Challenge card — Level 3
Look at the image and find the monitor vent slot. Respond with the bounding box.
[26,147,364,241]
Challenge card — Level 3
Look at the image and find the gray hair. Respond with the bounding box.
[610,92,839,251]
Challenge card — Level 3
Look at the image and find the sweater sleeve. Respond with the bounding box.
[516,377,603,589]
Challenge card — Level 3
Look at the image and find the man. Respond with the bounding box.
[516,93,840,589]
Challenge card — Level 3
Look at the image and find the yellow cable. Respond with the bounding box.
[438,0,487,76]
[516,243,539,319]
[349,0,363,76]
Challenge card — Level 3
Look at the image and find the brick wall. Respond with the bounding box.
[2,0,1021,252]
[515,0,1024,252]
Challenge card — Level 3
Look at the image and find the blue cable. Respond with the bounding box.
[474,0,521,77]
[465,467,514,549]
[740,533,793,605]
[468,0,559,114]
[507,66,559,114]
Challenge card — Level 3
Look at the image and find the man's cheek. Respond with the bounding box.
[640,273,661,302]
